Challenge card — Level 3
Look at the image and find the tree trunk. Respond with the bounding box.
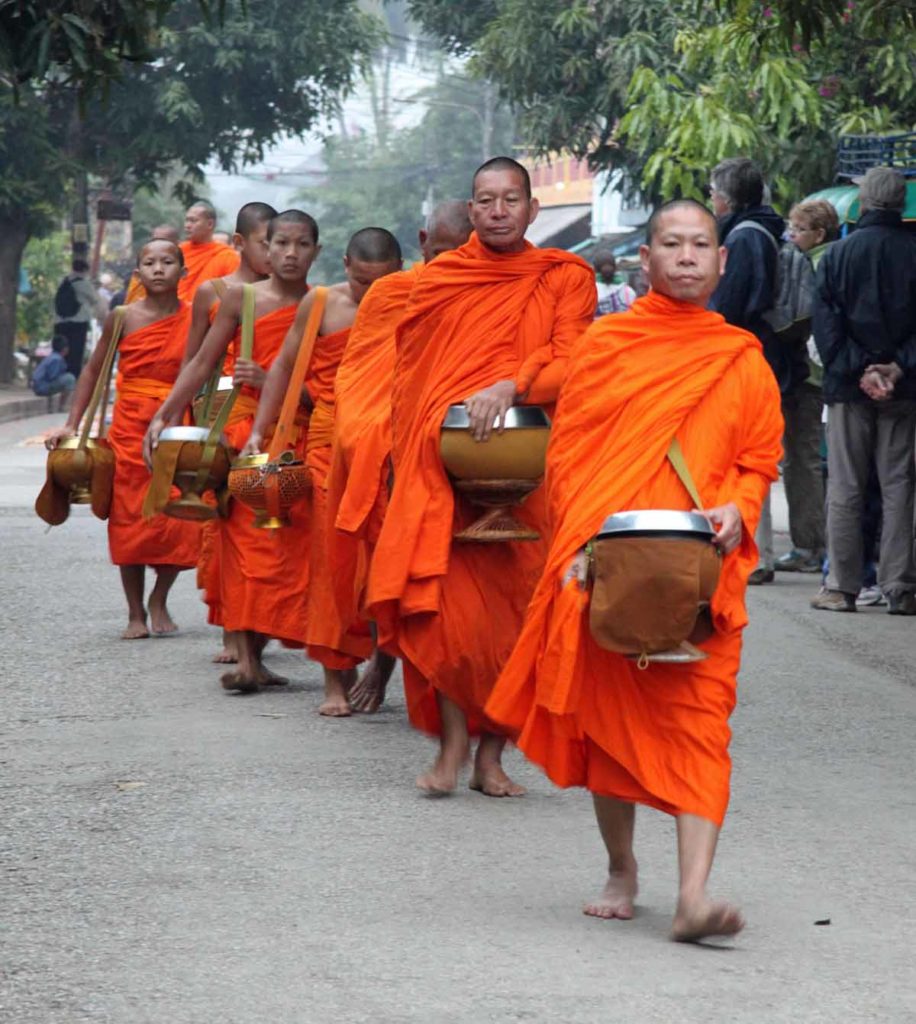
[0,210,30,385]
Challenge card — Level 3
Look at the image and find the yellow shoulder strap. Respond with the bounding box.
[667,437,703,510]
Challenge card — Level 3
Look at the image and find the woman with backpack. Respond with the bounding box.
[53,258,105,379]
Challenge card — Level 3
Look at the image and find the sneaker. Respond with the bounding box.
[775,550,823,573]
[749,568,775,585]
[856,585,886,608]
[887,592,916,616]
[810,587,856,612]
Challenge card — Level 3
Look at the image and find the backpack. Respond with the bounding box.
[54,276,80,319]
[729,220,815,344]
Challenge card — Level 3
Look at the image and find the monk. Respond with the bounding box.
[179,200,240,302]
[365,157,596,796]
[145,210,319,692]
[46,239,201,638]
[329,202,474,714]
[243,227,403,716]
[187,202,277,665]
[126,224,181,304]
[485,199,783,942]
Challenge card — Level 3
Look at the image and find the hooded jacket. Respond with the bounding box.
[709,205,806,396]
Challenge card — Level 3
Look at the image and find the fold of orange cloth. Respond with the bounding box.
[220,304,310,646]
[325,266,422,644]
[107,305,202,567]
[178,241,240,302]
[485,290,784,825]
[302,327,370,669]
[365,232,596,736]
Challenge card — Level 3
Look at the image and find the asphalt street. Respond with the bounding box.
[1,413,914,1024]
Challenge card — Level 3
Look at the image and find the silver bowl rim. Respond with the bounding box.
[442,403,551,430]
[595,510,715,539]
[158,425,213,442]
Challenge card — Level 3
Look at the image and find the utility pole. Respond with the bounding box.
[482,80,495,162]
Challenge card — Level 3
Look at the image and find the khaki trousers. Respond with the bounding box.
[825,400,916,596]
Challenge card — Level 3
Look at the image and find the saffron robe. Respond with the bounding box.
[108,307,201,567]
[366,233,596,735]
[324,265,422,649]
[178,242,240,302]
[485,291,783,825]
[219,305,310,644]
[303,326,373,668]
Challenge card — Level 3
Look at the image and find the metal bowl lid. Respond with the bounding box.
[159,426,212,442]
[596,510,715,539]
[215,376,234,391]
[442,404,551,430]
[231,451,302,469]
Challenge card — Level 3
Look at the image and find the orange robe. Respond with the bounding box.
[303,327,373,668]
[219,305,310,644]
[108,307,201,567]
[324,265,422,650]
[365,233,596,735]
[178,242,240,302]
[197,292,234,627]
[126,272,145,304]
[485,291,783,825]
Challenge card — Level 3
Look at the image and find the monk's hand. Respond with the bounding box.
[233,359,266,391]
[859,369,893,401]
[464,379,517,442]
[239,431,262,458]
[563,548,591,589]
[45,425,75,451]
[702,502,742,555]
[143,415,167,469]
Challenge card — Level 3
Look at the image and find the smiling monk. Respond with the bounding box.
[366,157,596,797]
[485,199,783,942]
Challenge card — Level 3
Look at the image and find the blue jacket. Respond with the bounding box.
[31,351,68,395]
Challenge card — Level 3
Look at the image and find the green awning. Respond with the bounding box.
[804,182,916,222]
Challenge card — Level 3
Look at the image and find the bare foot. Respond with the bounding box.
[671,897,745,943]
[417,749,468,796]
[469,763,526,798]
[148,598,178,635]
[318,696,352,717]
[220,671,260,695]
[259,668,289,687]
[584,867,639,920]
[349,650,396,713]
[122,619,150,640]
[212,648,238,664]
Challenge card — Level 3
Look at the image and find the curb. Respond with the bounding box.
[0,395,59,425]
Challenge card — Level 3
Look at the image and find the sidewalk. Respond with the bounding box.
[0,384,64,425]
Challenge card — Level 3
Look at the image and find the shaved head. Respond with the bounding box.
[235,202,278,237]
[188,199,216,223]
[151,223,179,243]
[346,226,402,263]
[420,200,473,263]
[472,156,531,199]
[268,209,319,243]
[646,199,717,245]
[138,237,184,267]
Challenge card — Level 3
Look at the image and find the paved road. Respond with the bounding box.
[2,413,914,1024]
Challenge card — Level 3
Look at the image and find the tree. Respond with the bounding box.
[16,231,71,350]
[0,0,383,381]
[407,0,916,205]
[296,70,514,282]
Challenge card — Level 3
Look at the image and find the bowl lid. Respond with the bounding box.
[442,403,551,430]
[596,510,715,539]
[159,426,212,442]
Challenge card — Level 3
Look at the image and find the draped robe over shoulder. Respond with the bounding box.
[178,242,240,302]
[108,306,201,567]
[485,291,783,825]
[324,265,422,647]
[220,304,310,645]
[303,326,374,668]
[365,233,596,735]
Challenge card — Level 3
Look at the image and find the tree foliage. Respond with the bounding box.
[408,0,916,205]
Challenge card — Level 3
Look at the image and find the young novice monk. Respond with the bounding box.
[46,239,201,639]
[243,227,402,716]
[146,210,320,692]
[185,202,277,666]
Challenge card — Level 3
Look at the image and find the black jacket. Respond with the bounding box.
[709,205,804,395]
[813,209,916,404]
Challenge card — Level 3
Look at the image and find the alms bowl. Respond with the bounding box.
[439,404,551,481]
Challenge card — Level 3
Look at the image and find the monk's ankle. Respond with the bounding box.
[609,854,638,878]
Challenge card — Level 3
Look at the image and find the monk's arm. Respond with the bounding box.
[520,265,595,405]
[45,311,119,448]
[245,292,314,449]
[730,359,784,531]
[181,283,217,367]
